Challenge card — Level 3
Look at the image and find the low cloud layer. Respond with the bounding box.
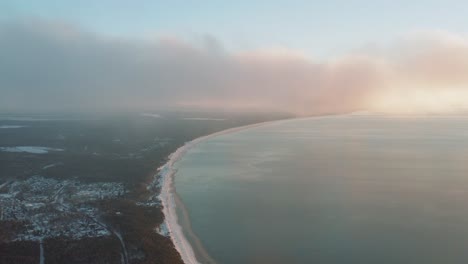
[2,19,468,114]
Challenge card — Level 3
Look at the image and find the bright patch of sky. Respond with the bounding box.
[2,0,468,58]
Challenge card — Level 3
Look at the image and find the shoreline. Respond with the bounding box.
[157,119,286,264]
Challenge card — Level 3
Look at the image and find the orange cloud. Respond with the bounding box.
[2,20,468,115]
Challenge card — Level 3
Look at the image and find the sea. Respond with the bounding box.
[173,115,468,264]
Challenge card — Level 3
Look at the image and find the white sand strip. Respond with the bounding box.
[158,120,285,264]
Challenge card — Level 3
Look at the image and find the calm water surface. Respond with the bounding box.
[174,116,468,264]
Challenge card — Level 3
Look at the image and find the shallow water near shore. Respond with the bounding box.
[173,115,468,264]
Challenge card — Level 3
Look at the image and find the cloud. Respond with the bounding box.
[2,19,468,114]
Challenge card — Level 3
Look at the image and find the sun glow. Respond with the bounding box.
[368,86,468,114]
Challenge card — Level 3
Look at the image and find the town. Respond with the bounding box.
[0,176,126,241]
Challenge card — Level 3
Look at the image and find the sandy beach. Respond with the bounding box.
[157,120,284,264]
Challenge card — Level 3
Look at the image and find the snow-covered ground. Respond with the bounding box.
[0,125,26,129]
[42,163,63,170]
[0,116,96,121]
[155,222,170,237]
[140,113,162,118]
[0,146,64,154]
[182,117,226,121]
[0,117,57,121]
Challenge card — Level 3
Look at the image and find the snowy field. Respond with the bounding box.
[0,125,26,129]
[0,146,64,154]
[182,117,226,121]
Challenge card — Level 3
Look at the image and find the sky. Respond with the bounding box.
[2,1,468,114]
[3,0,468,57]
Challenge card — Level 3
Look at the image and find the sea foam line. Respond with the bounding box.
[157,120,283,264]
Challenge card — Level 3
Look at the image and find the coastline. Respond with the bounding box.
[157,120,285,264]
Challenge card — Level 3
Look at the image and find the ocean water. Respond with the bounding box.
[173,116,468,264]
